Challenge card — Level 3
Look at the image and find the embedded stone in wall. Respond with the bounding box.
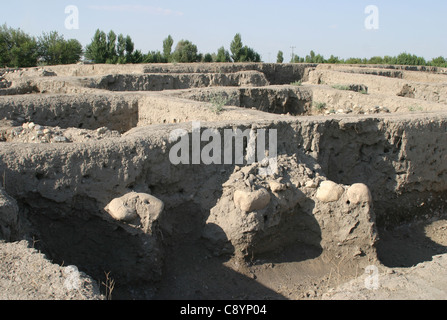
[233,188,271,213]
[346,183,373,205]
[105,192,164,234]
[316,180,345,203]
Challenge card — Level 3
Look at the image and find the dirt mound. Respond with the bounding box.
[204,155,377,263]
[324,223,447,300]
[0,121,120,144]
[0,240,103,300]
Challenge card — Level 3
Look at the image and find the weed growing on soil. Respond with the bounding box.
[408,105,423,112]
[408,105,424,112]
[313,101,327,112]
[359,89,368,95]
[102,271,116,300]
[332,84,350,91]
[332,84,368,95]
[291,80,302,86]
[208,92,229,114]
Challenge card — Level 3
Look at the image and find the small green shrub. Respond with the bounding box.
[332,84,368,94]
[208,92,229,114]
[408,105,423,112]
[359,89,368,95]
[313,101,327,111]
[291,80,302,86]
[331,84,350,91]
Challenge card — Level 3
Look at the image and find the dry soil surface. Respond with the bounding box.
[0,63,446,300]
[0,240,103,300]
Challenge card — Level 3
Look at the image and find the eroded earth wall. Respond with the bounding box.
[0,63,446,298]
[1,114,446,285]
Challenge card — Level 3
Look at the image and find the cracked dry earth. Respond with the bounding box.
[0,62,447,300]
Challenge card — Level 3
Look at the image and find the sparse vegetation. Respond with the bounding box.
[359,89,368,95]
[208,92,230,114]
[313,101,327,112]
[408,105,424,112]
[332,84,350,91]
[291,80,302,86]
[102,271,115,301]
[331,84,369,95]
[1,56,447,301]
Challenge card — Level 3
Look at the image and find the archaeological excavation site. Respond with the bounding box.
[0,62,446,300]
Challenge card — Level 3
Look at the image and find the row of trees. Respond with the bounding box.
[0,24,83,68]
[1,24,445,68]
[84,31,261,64]
[279,50,447,67]
[84,30,141,64]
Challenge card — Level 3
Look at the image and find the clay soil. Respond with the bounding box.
[0,63,446,300]
[127,217,447,300]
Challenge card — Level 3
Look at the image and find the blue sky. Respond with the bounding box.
[1,0,446,62]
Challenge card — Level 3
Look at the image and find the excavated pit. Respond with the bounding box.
[0,63,447,299]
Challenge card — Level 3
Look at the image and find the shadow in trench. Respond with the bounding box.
[20,195,291,300]
[153,201,291,300]
[315,118,447,268]
[376,217,447,268]
[18,195,166,300]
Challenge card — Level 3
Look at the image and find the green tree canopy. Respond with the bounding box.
[396,52,426,66]
[239,46,261,62]
[132,50,144,64]
[216,46,231,62]
[2,25,444,68]
[85,29,138,64]
[0,24,38,68]
[291,54,304,63]
[106,31,117,64]
[144,51,166,63]
[125,35,135,62]
[277,50,284,63]
[116,34,127,64]
[230,33,261,62]
[326,55,341,64]
[305,50,325,63]
[430,56,447,67]
[85,29,108,63]
[203,53,213,63]
[230,33,243,62]
[163,35,174,61]
[38,31,82,65]
[171,40,198,63]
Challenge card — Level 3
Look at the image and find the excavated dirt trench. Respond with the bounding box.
[0,63,447,299]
